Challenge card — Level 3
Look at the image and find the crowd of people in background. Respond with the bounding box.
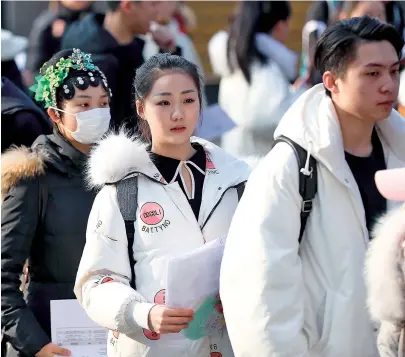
[1,1,405,357]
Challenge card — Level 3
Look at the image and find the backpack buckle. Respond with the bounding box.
[302,200,313,213]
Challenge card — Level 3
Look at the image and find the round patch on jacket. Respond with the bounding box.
[143,329,160,340]
[140,202,164,225]
[101,277,114,284]
[154,289,166,305]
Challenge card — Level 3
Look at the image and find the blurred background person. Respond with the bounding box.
[25,0,94,85]
[1,77,51,153]
[1,29,29,93]
[142,1,203,69]
[209,1,303,158]
[298,0,344,88]
[384,0,405,40]
[339,1,386,22]
[173,1,198,36]
[62,0,177,133]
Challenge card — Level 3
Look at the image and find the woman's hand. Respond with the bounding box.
[35,343,71,357]
[148,305,194,334]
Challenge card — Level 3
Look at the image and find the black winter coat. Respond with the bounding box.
[1,130,96,356]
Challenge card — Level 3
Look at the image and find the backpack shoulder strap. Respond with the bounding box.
[272,135,318,244]
[116,176,138,289]
[236,183,245,201]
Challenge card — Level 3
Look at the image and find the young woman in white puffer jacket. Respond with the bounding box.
[74,53,251,357]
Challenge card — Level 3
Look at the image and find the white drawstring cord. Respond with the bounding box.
[300,140,313,176]
[169,161,205,200]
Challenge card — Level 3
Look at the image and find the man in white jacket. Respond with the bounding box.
[220,16,405,357]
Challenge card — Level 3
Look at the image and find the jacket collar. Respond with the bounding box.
[87,131,251,189]
[33,129,88,174]
[274,84,405,183]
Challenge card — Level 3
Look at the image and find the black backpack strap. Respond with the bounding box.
[116,176,138,289]
[236,183,245,201]
[272,136,318,243]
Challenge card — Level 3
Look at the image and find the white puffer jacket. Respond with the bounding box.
[208,31,304,158]
[220,84,405,357]
[74,133,251,357]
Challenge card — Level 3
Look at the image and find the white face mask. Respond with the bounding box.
[50,107,111,144]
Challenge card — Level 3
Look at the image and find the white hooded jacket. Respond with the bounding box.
[74,133,251,357]
[220,84,405,357]
[208,31,304,158]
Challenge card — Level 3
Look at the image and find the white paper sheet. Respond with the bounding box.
[165,237,226,340]
[196,105,236,140]
[51,299,108,357]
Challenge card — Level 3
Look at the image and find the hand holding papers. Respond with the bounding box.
[165,237,226,340]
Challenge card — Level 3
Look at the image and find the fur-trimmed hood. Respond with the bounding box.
[87,132,252,189]
[1,146,48,199]
[2,132,89,199]
[365,205,405,323]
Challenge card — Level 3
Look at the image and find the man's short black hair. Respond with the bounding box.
[315,16,403,77]
[106,1,122,12]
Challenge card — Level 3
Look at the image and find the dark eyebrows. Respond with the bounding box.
[153,89,196,97]
[364,61,401,68]
[74,94,109,99]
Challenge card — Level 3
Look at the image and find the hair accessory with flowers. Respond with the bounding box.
[29,48,110,108]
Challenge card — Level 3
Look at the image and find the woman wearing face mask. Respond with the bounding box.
[1,48,111,357]
[74,53,251,357]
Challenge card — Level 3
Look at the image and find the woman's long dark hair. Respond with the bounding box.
[227,1,291,83]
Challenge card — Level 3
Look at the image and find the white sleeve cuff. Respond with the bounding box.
[125,301,156,330]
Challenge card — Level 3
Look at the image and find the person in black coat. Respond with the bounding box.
[1,77,52,153]
[25,0,94,84]
[62,0,180,133]
[1,48,112,357]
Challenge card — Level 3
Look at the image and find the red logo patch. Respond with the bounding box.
[143,329,160,340]
[210,353,222,357]
[154,289,166,304]
[143,289,166,340]
[206,153,215,169]
[140,202,164,225]
[101,277,114,284]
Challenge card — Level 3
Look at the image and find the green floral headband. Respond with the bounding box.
[29,48,107,109]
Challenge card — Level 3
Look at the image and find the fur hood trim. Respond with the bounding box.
[86,131,150,189]
[1,146,48,199]
[365,205,405,323]
[87,131,253,189]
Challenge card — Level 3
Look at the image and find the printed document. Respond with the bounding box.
[51,299,108,357]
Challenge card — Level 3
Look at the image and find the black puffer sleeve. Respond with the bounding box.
[1,178,50,355]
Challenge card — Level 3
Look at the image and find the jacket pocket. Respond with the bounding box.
[312,293,333,354]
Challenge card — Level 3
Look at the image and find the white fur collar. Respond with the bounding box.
[87,131,252,189]
[87,131,151,189]
[365,205,405,323]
